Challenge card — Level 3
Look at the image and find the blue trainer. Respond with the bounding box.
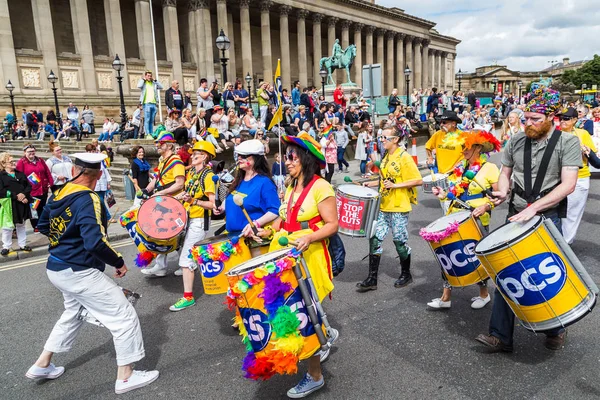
[287,373,325,398]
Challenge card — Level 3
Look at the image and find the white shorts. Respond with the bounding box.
[179,218,208,269]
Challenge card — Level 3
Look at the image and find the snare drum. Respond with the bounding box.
[475,216,598,331]
[191,234,252,295]
[335,184,380,238]
[422,173,449,193]
[420,211,488,287]
[227,248,326,380]
[132,196,188,253]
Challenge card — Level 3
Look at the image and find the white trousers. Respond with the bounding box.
[562,177,590,244]
[44,268,145,366]
[178,218,207,269]
[2,223,26,249]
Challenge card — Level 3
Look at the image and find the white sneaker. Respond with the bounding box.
[26,363,65,380]
[471,295,491,309]
[174,268,183,276]
[427,298,451,309]
[140,265,167,277]
[115,370,159,394]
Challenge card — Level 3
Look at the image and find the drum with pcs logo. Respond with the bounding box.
[475,216,598,332]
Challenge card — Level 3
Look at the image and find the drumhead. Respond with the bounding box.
[475,216,541,254]
[138,195,187,239]
[423,211,472,233]
[422,173,447,183]
[227,248,293,277]
[336,184,379,198]
[194,234,236,247]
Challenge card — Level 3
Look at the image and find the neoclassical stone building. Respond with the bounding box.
[0,0,459,116]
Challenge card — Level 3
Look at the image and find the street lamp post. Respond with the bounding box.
[215,28,231,83]
[47,70,61,128]
[457,69,462,91]
[404,65,412,107]
[112,54,127,130]
[5,80,16,118]
[517,80,523,99]
[581,83,587,102]
[492,75,498,95]
[319,67,327,98]
[245,72,252,116]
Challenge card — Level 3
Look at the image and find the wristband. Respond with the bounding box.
[253,220,261,229]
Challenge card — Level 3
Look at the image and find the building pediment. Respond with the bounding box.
[479,67,518,77]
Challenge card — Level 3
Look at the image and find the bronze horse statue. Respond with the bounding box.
[319,44,357,85]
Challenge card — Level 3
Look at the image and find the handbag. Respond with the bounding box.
[105,189,116,208]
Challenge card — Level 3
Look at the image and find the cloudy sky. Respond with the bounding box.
[379,0,600,74]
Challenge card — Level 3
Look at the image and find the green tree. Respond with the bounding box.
[560,54,600,87]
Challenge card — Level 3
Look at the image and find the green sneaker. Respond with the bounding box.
[169,297,196,312]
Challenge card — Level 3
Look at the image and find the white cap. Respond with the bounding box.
[236,139,265,156]
[72,153,107,169]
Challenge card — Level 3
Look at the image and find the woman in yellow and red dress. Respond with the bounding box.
[256,132,338,398]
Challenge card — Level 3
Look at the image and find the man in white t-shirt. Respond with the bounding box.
[196,78,215,126]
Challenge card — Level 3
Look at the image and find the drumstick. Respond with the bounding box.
[463,170,494,198]
[232,194,259,235]
[343,176,362,186]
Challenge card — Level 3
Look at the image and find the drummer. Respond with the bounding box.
[429,130,501,310]
[213,139,280,256]
[425,110,464,174]
[358,126,423,292]
[475,83,582,352]
[141,131,186,277]
[169,141,216,312]
[255,132,339,398]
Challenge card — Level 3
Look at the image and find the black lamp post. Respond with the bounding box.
[112,54,127,130]
[245,72,252,115]
[457,68,462,91]
[47,70,61,127]
[404,64,411,106]
[492,75,498,95]
[5,80,15,118]
[215,28,230,83]
[319,67,327,98]
[581,83,587,101]
[517,80,523,99]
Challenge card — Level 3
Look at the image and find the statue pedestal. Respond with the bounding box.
[323,82,362,103]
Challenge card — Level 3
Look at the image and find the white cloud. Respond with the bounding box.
[378,0,600,73]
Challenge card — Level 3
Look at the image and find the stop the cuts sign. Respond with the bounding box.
[336,194,365,232]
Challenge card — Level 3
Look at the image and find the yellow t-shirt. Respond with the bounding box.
[379,147,421,213]
[462,162,499,209]
[569,128,596,179]
[157,155,185,192]
[143,81,156,104]
[184,167,215,219]
[425,129,464,174]
[279,178,335,226]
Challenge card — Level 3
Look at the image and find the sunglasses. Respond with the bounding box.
[382,136,398,142]
[559,116,575,121]
[237,154,251,159]
[284,151,299,162]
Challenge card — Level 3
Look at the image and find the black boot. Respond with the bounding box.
[394,254,413,288]
[356,255,380,292]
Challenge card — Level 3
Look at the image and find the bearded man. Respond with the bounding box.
[475,84,582,353]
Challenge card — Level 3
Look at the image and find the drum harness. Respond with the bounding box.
[184,165,213,232]
[509,129,567,218]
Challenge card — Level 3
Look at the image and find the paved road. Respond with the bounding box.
[2,156,600,400]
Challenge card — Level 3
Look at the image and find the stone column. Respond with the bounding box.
[31,0,59,94]
[395,33,405,96]
[421,39,429,90]
[376,29,385,92]
[312,13,322,89]
[202,2,214,81]
[239,0,253,79]
[440,52,447,89]
[326,17,338,84]
[161,0,182,85]
[260,0,273,81]
[386,30,394,94]
[105,0,131,93]
[353,23,363,86]
[216,0,229,81]
[365,26,375,65]
[413,37,422,91]
[135,0,155,72]
[436,51,442,89]
[227,12,237,80]
[187,2,199,77]
[278,5,291,89]
[297,9,309,87]
[0,0,19,92]
[449,53,455,90]
[190,0,206,79]
[340,20,350,83]
[69,0,97,94]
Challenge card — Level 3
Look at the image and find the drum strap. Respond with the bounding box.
[523,129,562,204]
[281,175,322,233]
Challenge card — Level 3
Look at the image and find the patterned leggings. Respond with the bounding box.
[369,211,410,260]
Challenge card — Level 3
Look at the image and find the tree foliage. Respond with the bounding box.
[559,54,600,87]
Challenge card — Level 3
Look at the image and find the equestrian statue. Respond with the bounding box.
[319,39,357,85]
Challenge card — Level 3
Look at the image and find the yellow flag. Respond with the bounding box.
[268,59,283,131]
